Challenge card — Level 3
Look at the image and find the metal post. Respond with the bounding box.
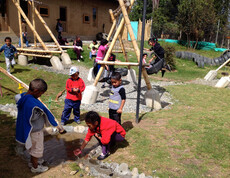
[136,0,147,123]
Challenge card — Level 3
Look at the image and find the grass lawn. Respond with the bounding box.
[0,42,230,177]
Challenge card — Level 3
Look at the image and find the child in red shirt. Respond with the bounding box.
[74,111,126,160]
[61,66,85,125]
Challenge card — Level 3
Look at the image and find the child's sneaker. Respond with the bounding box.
[28,158,44,168]
[97,153,109,160]
[31,165,48,173]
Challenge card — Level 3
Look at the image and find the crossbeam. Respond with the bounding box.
[97,61,149,66]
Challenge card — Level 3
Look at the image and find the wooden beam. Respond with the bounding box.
[107,9,117,41]
[17,0,23,48]
[32,0,37,47]
[18,53,52,58]
[17,48,62,54]
[118,0,152,90]
[97,61,149,66]
[28,1,63,52]
[12,0,48,50]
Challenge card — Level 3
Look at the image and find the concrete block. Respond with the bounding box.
[127,69,137,83]
[87,68,94,82]
[215,76,230,88]
[61,53,72,66]
[82,85,99,104]
[204,70,217,81]
[18,55,28,66]
[50,56,64,70]
[144,89,162,110]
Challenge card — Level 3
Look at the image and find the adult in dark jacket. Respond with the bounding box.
[144,37,168,77]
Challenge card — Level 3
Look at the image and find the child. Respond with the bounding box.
[0,37,17,73]
[73,111,126,160]
[61,66,85,125]
[58,36,69,46]
[95,39,108,74]
[142,53,147,64]
[56,19,63,39]
[108,72,126,124]
[88,40,99,59]
[73,36,83,62]
[101,53,118,88]
[90,47,97,59]
[15,78,62,173]
[19,20,30,47]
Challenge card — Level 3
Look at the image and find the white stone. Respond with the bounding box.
[18,55,28,66]
[139,173,146,178]
[87,68,94,82]
[61,53,72,66]
[204,70,217,81]
[116,163,130,175]
[144,89,162,110]
[74,126,86,133]
[215,76,230,88]
[50,56,64,70]
[81,85,99,104]
[79,163,85,170]
[132,167,139,176]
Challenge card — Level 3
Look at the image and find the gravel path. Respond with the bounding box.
[29,64,175,113]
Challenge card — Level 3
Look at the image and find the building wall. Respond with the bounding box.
[0,0,118,42]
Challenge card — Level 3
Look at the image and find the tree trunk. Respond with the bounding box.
[194,38,198,49]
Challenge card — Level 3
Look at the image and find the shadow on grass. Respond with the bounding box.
[12,68,31,74]
[1,86,18,94]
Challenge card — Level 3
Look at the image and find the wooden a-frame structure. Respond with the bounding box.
[12,0,64,58]
[93,0,152,90]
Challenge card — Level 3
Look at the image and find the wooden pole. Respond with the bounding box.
[28,1,63,52]
[18,53,52,58]
[93,0,135,87]
[118,0,152,90]
[107,9,117,41]
[97,61,149,66]
[17,0,23,48]
[109,8,129,68]
[12,0,48,50]
[17,48,62,53]
[32,0,37,47]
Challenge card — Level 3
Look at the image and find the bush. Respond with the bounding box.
[163,45,176,70]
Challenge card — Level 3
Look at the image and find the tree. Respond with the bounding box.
[177,0,216,48]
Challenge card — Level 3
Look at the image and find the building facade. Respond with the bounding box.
[0,0,118,42]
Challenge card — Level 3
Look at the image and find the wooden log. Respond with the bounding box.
[32,0,37,47]
[12,0,48,50]
[93,0,135,86]
[28,1,63,52]
[97,61,149,66]
[17,0,23,48]
[118,0,152,90]
[18,53,52,58]
[0,66,64,131]
[31,44,82,50]
[107,9,117,41]
[109,9,129,68]
[17,48,62,54]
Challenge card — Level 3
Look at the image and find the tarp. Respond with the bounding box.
[159,39,228,51]
[128,21,138,41]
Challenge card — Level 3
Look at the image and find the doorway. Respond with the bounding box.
[60,7,67,32]
[0,0,9,31]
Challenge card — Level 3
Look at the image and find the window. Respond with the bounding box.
[92,7,97,27]
[83,14,90,24]
[39,6,49,17]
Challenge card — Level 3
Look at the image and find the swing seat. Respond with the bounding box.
[146,59,164,75]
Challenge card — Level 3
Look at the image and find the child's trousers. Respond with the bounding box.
[109,109,121,125]
[96,132,124,155]
[61,99,81,123]
[5,57,16,73]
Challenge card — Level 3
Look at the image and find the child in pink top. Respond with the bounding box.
[95,39,108,73]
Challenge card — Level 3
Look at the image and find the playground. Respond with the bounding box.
[1,0,230,177]
[1,39,230,177]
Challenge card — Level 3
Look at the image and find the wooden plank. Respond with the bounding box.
[18,53,52,58]
[32,0,37,47]
[97,61,149,66]
[17,0,23,48]
[17,48,62,54]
